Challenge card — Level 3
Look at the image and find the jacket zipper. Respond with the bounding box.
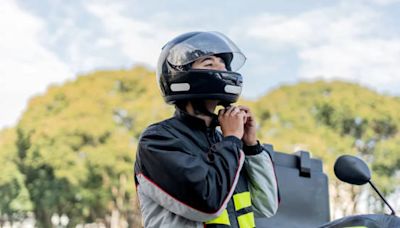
[205,128,213,147]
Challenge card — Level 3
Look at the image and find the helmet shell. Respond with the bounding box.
[156,31,246,104]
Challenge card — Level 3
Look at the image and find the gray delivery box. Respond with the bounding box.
[256,145,330,228]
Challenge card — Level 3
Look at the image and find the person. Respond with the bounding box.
[134,31,279,228]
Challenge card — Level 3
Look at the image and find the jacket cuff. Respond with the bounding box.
[224,136,243,149]
[243,141,263,155]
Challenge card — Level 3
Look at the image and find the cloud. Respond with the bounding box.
[366,0,400,5]
[299,39,400,87]
[33,3,125,74]
[241,2,400,95]
[0,0,72,129]
[84,1,181,68]
[245,3,380,46]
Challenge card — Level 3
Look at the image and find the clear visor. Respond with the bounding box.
[167,32,246,71]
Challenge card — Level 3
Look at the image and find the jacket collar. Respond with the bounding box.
[174,108,219,130]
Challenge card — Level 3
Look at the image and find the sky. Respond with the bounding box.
[1,0,400,129]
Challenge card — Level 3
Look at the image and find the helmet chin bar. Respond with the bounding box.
[163,69,243,105]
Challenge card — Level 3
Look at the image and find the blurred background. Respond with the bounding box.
[0,0,399,227]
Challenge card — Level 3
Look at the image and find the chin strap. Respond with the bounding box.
[192,100,232,114]
[218,101,232,108]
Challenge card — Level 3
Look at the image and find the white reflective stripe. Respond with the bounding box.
[224,85,242,94]
[170,83,190,91]
[136,150,245,222]
[137,186,203,227]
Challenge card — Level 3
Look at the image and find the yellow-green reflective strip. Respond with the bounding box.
[205,209,230,225]
[238,212,255,228]
[233,191,252,211]
[344,227,368,228]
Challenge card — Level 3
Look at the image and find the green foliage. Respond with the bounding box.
[14,66,173,226]
[0,128,32,221]
[254,81,400,206]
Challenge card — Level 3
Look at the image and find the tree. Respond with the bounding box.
[16,66,173,226]
[0,128,32,226]
[253,81,400,217]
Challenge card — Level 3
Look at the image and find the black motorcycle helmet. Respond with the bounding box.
[156,31,246,106]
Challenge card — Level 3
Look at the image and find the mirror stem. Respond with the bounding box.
[368,180,396,215]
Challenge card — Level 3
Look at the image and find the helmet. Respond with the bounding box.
[156,31,246,105]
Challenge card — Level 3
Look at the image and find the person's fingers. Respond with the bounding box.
[245,110,252,120]
[238,106,252,119]
[238,105,250,112]
[218,108,225,116]
[224,106,235,116]
[230,107,240,117]
[239,106,252,116]
[238,110,246,121]
[237,110,245,118]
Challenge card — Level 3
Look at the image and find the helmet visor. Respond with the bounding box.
[167,32,246,71]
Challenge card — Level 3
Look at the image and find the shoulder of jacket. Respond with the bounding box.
[141,117,177,137]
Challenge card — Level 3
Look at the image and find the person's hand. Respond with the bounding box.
[218,106,245,139]
[239,106,258,146]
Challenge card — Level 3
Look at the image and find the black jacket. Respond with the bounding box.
[134,109,279,227]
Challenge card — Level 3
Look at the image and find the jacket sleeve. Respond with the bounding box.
[135,124,245,222]
[243,143,279,217]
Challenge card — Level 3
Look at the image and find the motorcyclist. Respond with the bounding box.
[134,31,279,227]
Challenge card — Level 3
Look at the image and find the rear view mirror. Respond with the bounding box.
[334,155,371,185]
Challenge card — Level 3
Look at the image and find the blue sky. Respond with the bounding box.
[1,0,400,129]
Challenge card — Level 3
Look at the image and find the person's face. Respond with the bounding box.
[191,55,226,71]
